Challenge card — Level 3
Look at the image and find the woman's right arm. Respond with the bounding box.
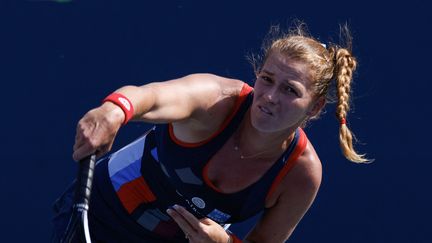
[72,73,233,161]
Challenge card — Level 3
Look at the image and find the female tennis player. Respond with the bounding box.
[52,23,369,243]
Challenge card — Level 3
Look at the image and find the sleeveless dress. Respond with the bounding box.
[51,83,308,242]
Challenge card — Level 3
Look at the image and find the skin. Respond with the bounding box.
[73,51,325,243]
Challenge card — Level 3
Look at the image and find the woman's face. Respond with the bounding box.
[251,51,321,133]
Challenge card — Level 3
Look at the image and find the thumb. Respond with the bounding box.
[199,217,217,225]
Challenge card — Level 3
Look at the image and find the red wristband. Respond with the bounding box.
[102,93,134,125]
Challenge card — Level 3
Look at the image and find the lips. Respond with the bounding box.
[258,105,273,116]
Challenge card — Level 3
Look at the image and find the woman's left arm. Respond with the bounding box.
[244,156,322,243]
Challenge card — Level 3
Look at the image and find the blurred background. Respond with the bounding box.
[1,0,431,242]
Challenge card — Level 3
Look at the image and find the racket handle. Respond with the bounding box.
[74,154,96,210]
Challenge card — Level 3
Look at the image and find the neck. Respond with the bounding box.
[237,110,297,158]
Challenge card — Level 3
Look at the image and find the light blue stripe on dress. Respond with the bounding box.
[108,134,147,177]
[110,158,143,191]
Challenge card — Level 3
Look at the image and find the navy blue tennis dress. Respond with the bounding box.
[51,83,308,242]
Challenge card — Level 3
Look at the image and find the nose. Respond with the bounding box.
[264,87,279,104]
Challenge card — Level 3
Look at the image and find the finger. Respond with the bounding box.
[73,132,96,160]
[73,140,81,152]
[73,142,97,161]
[95,144,110,159]
[172,205,202,229]
[73,133,85,152]
[199,217,216,226]
[74,119,94,151]
[73,125,84,151]
[166,207,197,237]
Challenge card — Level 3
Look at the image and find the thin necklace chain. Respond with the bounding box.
[233,126,287,160]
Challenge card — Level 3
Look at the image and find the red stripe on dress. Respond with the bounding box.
[168,82,253,148]
[231,234,243,243]
[265,128,308,202]
[116,176,157,214]
[202,162,223,193]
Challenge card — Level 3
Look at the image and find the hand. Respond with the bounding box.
[72,102,125,161]
[167,205,231,243]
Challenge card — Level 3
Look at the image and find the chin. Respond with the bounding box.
[249,104,275,132]
[250,115,278,133]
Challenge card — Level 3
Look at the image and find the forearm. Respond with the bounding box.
[109,84,157,122]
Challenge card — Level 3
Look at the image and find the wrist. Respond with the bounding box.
[102,93,134,125]
[101,102,126,125]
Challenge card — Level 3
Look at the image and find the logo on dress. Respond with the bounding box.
[207,208,231,223]
[191,197,206,209]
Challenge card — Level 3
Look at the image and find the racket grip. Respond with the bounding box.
[74,154,96,210]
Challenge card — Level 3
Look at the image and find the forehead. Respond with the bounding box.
[262,51,312,86]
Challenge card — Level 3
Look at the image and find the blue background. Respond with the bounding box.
[1,0,431,242]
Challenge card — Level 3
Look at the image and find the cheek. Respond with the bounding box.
[253,81,270,95]
[252,87,265,98]
[279,100,310,121]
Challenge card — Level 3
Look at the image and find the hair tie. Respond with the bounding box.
[340,118,346,125]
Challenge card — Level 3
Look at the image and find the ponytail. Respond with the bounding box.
[334,47,371,163]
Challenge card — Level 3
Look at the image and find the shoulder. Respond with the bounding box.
[175,73,245,109]
[286,139,322,193]
[170,73,246,139]
[289,139,322,193]
[184,73,246,112]
[267,139,322,207]
[281,139,322,201]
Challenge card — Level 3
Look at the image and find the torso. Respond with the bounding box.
[171,78,317,208]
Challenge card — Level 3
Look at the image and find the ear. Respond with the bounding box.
[307,96,326,118]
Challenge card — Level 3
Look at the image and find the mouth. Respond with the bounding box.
[258,105,273,116]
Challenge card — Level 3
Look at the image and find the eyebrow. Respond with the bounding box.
[262,70,274,76]
[261,69,304,86]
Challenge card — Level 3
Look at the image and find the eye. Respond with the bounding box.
[282,85,298,96]
[259,75,273,84]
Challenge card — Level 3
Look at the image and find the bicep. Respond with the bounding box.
[139,73,223,123]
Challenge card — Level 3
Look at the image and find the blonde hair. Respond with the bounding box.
[250,22,371,163]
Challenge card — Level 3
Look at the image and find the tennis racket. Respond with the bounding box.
[60,154,96,243]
